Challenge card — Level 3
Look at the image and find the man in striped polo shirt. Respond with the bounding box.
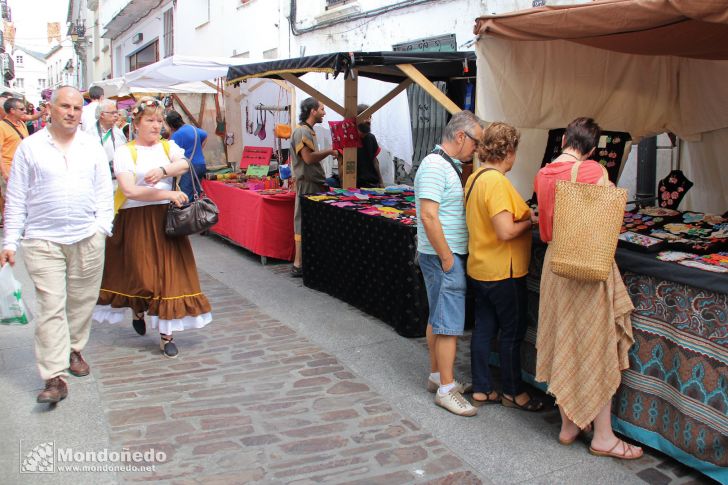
[415,110,483,417]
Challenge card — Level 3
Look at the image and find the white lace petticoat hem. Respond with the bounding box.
[92,305,212,334]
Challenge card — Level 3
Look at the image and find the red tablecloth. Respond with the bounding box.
[202,180,295,261]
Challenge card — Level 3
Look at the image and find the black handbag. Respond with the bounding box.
[165,129,219,237]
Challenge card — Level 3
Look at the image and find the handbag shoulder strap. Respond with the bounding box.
[190,125,199,161]
[432,148,464,188]
[465,167,498,204]
[569,161,582,182]
[570,161,610,185]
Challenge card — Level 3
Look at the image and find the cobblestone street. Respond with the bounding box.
[0,234,714,484]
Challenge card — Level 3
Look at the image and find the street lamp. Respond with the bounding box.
[69,22,85,43]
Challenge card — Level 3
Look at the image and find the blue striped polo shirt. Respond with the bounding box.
[414,147,468,255]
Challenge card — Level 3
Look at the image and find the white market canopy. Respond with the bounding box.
[473,0,728,212]
[123,55,261,89]
[90,77,216,97]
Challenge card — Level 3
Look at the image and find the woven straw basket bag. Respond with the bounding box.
[550,162,627,282]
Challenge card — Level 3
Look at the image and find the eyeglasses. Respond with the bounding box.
[464,131,480,144]
[102,111,119,115]
[12,107,26,112]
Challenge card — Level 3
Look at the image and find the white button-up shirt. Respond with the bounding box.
[2,128,114,252]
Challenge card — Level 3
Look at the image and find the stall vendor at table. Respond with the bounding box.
[290,97,338,277]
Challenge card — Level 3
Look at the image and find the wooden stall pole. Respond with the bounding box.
[172,94,201,127]
[356,78,413,121]
[397,63,461,115]
[342,74,358,189]
[280,73,346,117]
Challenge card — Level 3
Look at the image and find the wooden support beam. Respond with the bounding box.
[198,93,207,126]
[280,73,346,117]
[357,78,413,121]
[172,94,200,127]
[233,79,267,102]
[397,63,461,115]
[342,75,358,190]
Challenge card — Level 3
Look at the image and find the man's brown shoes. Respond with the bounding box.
[37,377,68,404]
[69,351,90,377]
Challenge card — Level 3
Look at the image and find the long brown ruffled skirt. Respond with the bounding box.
[536,245,634,429]
[96,204,211,322]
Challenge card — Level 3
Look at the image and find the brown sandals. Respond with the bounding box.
[501,392,544,412]
[559,423,593,446]
[471,391,501,407]
[589,439,644,460]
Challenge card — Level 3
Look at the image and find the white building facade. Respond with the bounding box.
[89,0,590,82]
[10,46,47,105]
[44,41,77,91]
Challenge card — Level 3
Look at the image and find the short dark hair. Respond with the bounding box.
[357,104,369,115]
[165,110,185,131]
[299,97,319,124]
[563,117,601,155]
[0,91,14,97]
[3,97,22,113]
[88,86,104,100]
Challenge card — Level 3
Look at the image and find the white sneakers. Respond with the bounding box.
[426,376,473,394]
[435,389,477,417]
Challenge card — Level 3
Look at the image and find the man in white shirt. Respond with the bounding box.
[90,99,127,178]
[0,86,114,405]
[80,85,104,132]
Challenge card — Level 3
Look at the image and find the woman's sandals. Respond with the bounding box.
[471,391,501,407]
[160,336,179,358]
[589,439,643,460]
[559,422,593,446]
[132,314,146,336]
[501,392,544,412]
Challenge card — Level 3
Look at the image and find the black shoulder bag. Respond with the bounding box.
[165,129,219,237]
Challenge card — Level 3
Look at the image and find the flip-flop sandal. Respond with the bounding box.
[589,439,643,460]
[471,391,501,407]
[501,392,545,412]
[559,422,593,446]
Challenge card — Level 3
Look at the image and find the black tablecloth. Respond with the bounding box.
[301,196,428,337]
[615,248,728,294]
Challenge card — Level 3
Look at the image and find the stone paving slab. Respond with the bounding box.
[81,272,483,484]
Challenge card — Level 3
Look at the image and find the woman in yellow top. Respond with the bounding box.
[464,122,541,410]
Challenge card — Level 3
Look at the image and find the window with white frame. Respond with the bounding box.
[15,54,22,65]
[163,8,174,58]
[14,77,23,88]
[38,78,46,88]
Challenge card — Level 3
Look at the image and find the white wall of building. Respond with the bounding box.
[106,1,172,77]
[11,47,47,105]
[45,41,76,90]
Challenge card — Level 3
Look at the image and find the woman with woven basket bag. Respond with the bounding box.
[533,117,642,460]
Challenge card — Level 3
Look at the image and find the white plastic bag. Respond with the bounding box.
[0,264,32,325]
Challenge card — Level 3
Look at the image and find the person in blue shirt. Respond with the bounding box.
[165,110,208,202]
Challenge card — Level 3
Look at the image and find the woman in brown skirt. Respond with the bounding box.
[533,117,642,459]
[93,97,212,358]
